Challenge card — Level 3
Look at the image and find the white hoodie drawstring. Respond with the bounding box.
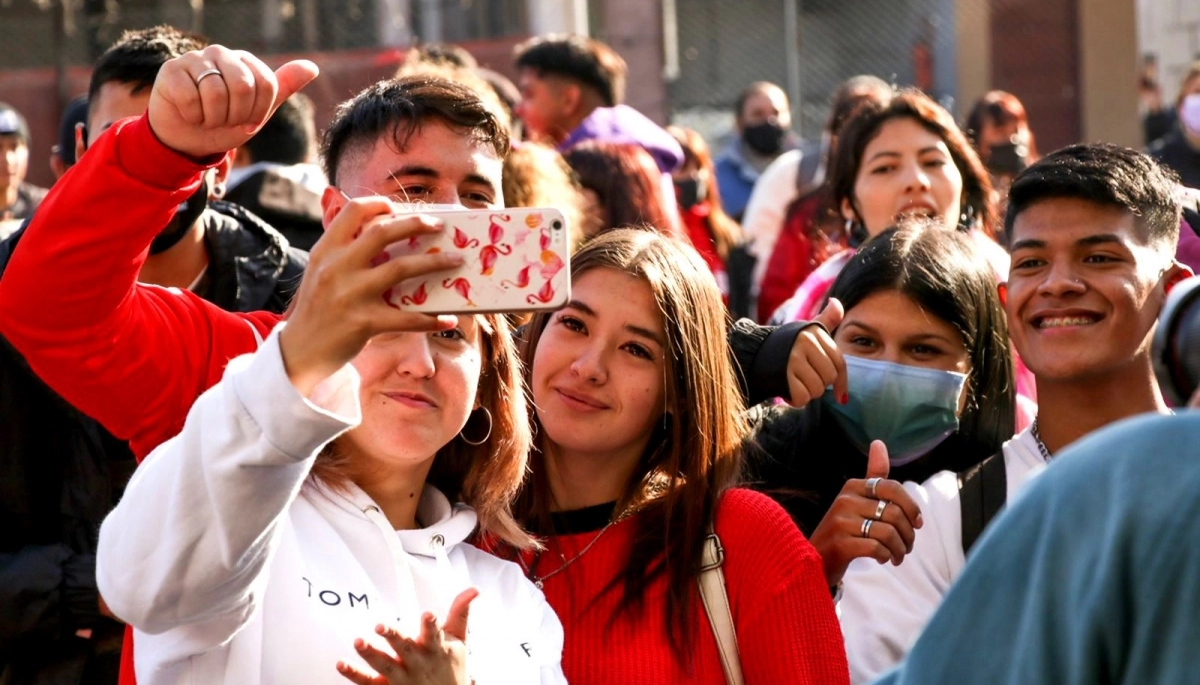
[362,504,423,633]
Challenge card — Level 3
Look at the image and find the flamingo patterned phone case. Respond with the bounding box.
[382,208,570,314]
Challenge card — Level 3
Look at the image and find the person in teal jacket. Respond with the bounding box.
[874,412,1200,685]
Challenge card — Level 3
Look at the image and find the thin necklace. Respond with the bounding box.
[1030,417,1053,462]
[519,504,639,589]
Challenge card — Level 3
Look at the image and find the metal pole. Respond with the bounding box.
[418,0,443,42]
[662,0,679,81]
[190,0,204,35]
[783,0,802,129]
[54,0,69,106]
[572,0,589,36]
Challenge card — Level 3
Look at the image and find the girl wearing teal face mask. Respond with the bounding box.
[742,219,1017,588]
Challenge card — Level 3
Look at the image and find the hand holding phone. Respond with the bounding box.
[279,198,464,396]
[382,207,571,314]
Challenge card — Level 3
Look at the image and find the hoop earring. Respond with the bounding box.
[459,407,493,446]
[959,204,976,230]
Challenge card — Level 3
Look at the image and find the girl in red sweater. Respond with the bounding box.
[489,228,850,684]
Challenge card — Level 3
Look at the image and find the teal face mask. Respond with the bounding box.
[822,356,968,466]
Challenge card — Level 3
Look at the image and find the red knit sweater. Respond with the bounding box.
[513,489,849,685]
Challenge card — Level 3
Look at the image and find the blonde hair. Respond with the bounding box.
[502,142,587,250]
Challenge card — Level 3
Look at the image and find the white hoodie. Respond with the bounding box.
[96,328,566,685]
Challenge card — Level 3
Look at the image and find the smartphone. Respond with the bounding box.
[382,207,571,314]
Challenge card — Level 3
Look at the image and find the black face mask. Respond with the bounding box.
[674,177,707,210]
[150,177,209,255]
[742,121,787,156]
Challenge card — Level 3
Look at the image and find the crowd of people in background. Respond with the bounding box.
[3,20,1200,685]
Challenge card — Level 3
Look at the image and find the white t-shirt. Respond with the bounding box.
[837,428,1046,684]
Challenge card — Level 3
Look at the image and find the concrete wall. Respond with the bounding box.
[596,0,669,122]
[955,0,991,121]
[990,0,1081,152]
[1078,0,1139,146]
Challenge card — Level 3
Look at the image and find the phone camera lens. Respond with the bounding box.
[552,220,563,230]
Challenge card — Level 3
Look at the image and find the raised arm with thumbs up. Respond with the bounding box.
[147,46,318,159]
[785,298,849,407]
[808,440,924,587]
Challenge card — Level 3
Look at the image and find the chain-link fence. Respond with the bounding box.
[668,0,972,145]
[0,0,527,69]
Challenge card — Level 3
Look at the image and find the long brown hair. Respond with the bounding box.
[666,125,743,260]
[829,87,997,238]
[564,141,677,237]
[311,314,535,548]
[516,227,749,657]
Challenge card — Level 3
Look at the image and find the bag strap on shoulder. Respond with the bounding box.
[698,527,744,685]
[957,451,1007,554]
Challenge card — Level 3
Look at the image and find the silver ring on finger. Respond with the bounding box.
[194,68,222,85]
[865,477,882,499]
[873,499,889,520]
[860,518,874,538]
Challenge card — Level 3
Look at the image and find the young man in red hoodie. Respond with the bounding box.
[0,43,511,685]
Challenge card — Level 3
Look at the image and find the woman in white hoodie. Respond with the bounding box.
[96,198,565,684]
[93,58,567,684]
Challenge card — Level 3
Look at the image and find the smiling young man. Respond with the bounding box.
[836,143,1188,684]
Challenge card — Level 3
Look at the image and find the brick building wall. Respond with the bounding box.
[989,0,1081,153]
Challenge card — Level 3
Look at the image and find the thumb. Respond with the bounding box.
[814,297,845,333]
[443,587,479,642]
[866,440,890,480]
[273,59,319,105]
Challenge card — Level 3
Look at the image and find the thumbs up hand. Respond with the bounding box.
[148,45,319,159]
[808,440,925,587]
[785,298,848,408]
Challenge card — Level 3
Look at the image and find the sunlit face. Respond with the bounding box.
[323,119,503,221]
[339,319,485,472]
[835,289,971,413]
[0,134,27,194]
[977,118,1023,160]
[531,268,668,463]
[847,117,964,237]
[516,69,569,144]
[672,156,701,180]
[836,289,970,373]
[738,87,791,131]
[1006,197,1176,382]
[86,81,152,149]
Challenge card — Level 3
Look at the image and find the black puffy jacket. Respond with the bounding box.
[0,203,306,685]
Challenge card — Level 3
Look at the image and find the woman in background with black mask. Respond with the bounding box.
[964,90,1040,239]
[667,125,744,304]
[714,81,798,221]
